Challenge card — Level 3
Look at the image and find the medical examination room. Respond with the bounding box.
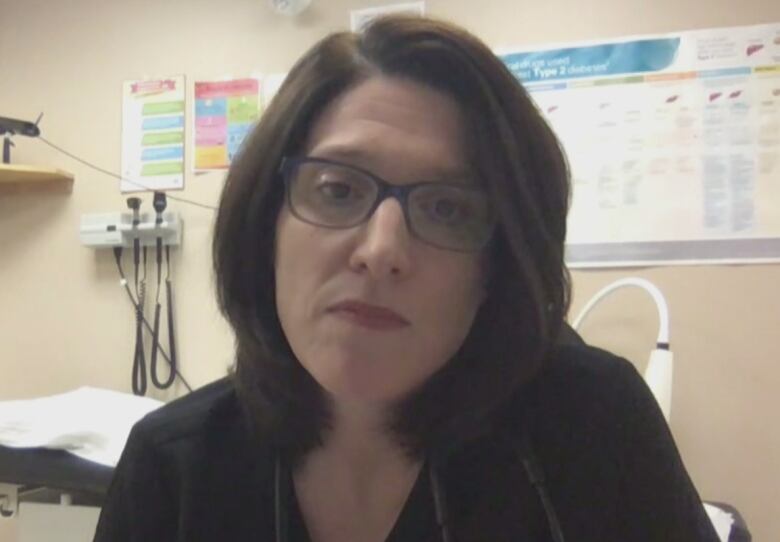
[1,0,778,541]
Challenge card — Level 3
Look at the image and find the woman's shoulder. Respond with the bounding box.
[532,343,648,404]
[97,380,278,539]
[508,343,660,443]
[547,342,639,377]
[116,375,276,507]
[124,376,277,482]
[132,376,242,447]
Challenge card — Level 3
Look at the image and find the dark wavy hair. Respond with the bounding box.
[213,15,571,462]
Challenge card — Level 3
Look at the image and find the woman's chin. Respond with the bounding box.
[311,359,411,406]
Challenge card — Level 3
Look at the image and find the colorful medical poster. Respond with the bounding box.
[194,78,262,170]
[121,76,186,193]
[500,23,780,267]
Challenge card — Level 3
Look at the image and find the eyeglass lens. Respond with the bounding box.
[286,159,494,251]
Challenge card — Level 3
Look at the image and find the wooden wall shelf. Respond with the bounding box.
[0,164,74,194]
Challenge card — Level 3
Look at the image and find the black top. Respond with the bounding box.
[93,344,719,542]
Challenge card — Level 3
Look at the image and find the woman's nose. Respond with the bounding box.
[348,197,413,280]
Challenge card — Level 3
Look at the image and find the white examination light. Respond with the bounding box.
[572,278,673,422]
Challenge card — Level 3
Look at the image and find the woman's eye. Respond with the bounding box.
[318,181,353,199]
[434,199,458,218]
[426,197,468,222]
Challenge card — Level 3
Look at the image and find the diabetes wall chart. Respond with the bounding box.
[500,23,780,267]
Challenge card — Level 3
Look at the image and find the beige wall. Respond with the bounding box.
[0,0,778,540]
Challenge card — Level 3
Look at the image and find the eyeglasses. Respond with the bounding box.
[280,157,496,252]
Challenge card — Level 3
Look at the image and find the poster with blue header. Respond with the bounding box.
[499,23,780,267]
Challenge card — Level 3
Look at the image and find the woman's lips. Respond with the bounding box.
[327,300,410,330]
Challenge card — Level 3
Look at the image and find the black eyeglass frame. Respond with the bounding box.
[279,156,496,252]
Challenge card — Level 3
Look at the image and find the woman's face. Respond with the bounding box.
[274,76,487,406]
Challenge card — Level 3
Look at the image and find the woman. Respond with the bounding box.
[94,16,719,542]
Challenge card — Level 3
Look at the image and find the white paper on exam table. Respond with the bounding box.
[703,502,734,542]
[0,387,163,467]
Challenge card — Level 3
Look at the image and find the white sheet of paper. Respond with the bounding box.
[703,502,734,542]
[0,387,162,467]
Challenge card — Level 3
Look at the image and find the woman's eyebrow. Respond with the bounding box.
[311,146,475,183]
[309,145,369,163]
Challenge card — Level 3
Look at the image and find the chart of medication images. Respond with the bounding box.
[194,78,262,170]
[121,76,186,193]
[501,23,780,267]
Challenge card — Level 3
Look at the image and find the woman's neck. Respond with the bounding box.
[292,398,423,542]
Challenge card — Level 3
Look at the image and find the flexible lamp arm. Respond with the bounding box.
[572,278,670,347]
[572,278,673,422]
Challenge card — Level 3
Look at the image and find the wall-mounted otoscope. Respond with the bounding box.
[126,197,148,396]
[149,192,177,390]
[82,195,184,396]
